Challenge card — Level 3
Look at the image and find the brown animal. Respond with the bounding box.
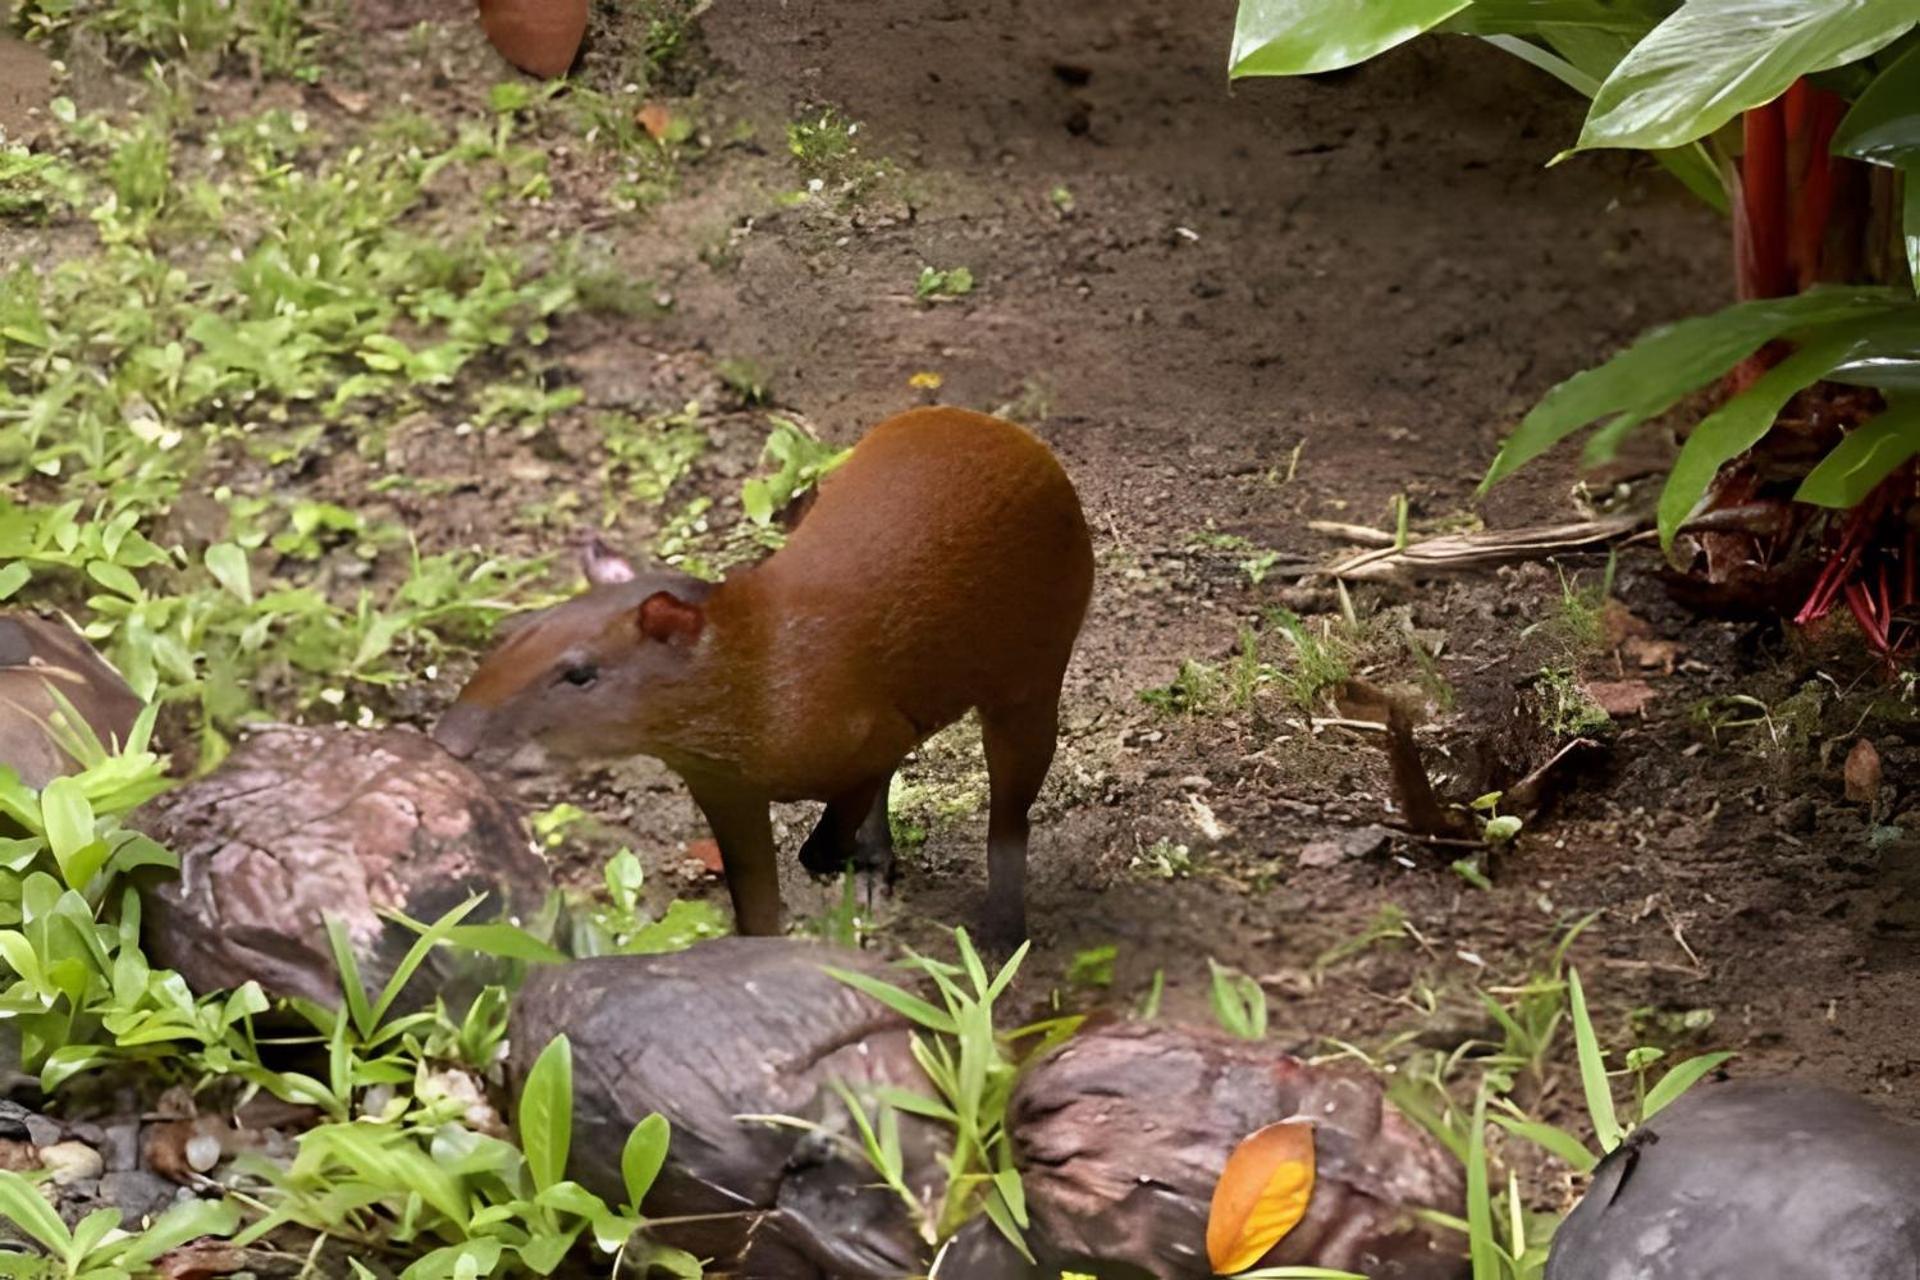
[0,612,144,789]
[434,407,1094,946]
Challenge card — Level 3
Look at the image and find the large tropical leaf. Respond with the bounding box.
[1481,287,1902,488]
[1578,0,1917,152]
[1832,40,1920,283]
[1229,0,1471,77]
[1658,310,1920,541]
[1444,0,1674,40]
[1795,396,1920,506]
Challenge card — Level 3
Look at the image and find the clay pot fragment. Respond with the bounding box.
[137,725,551,1009]
[1546,1080,1920,1280]
[989,1023,1468,1280]
[507,938,943,1280]
[0,612,144,789]
[477,0,588,79]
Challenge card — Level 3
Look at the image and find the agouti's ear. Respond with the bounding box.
[582,535,638,586]
[637,591,704,646]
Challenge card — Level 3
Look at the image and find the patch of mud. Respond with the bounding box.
[0,31,52,140]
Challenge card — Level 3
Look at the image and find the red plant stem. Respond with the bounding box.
[1740,97,1790,300]
[1784,81,1848,290]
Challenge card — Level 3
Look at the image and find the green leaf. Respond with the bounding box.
[112,1197,241,1265]
[38,776,92,866]
[619,1113,670,1212]
[323,914,375,1039]
[0,562,28,602]
[85,560,142,600]
[1657,323,1882,544]
[1642,1050,1735,1120]
[1832,39,1920,164]
[1229,0,1472,76]
[0,1169,71,1254]
[521,1035,575,1192]
[1490,1113,1600,1172]
[368,895,482,1027]
[439,922,567,964]
[1795,398,1920,506]
[1578,0,1917,152]
[1465,1090,1498,1280]
[203,543,253,605]
[822,965,958,1035]
[1568,969,1625,1151]
[1482,287,1902,489]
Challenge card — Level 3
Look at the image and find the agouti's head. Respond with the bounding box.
[432,538,712,769]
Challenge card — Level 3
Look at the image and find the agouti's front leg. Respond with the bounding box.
[688,784,783,936]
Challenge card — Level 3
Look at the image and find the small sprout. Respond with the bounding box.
[915,265,976,301]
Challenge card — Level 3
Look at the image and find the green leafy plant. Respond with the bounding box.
[1207,958,1268,1040]
[0,1171,240,1279]
[1230,1,1920,652]
[740,416,852,525]
[242,1034,700,1278]
[815,929,1080,1259]
[566,850,727,958]
[915,265,975,301]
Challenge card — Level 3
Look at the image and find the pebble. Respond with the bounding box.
[184,1134,222,1173]
[39,1141,104,1185]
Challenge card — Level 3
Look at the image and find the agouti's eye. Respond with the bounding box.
[560,664,598,688]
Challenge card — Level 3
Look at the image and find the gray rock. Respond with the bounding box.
[137,726,552,1009]
[99,1121,140,1174]
[1546,1079,1920,1280]
[99,1170,184,1221]
[507,938,941,1280]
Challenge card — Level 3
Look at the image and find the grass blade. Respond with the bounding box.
[1567,969,1623,1151]
[823,965,958,1035]
[1641,1051,1734,1122]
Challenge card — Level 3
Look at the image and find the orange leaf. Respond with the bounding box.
[1206,1118,1316,1275]
[637,103,674,141]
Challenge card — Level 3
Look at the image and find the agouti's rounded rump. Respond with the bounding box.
[435,407,1093,946]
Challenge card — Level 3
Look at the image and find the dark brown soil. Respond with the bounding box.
[17,0,1920,1155]
[374,0,1920,1134]
[623,0,1919,1129]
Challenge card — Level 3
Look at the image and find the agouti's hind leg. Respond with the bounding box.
[797,772,895,882]
[979,694,1060,951]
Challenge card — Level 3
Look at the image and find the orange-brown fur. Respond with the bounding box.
[435,407,1093,944]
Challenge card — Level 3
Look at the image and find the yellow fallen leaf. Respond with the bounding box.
[908,370,944,389]
[1206,1118,1316,1275]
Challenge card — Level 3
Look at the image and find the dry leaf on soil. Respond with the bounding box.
[1206,1118,1316,1275]
[1584,679,1658,718]
[1844,738,1882,804]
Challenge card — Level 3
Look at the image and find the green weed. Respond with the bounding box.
[814,930,1081,1257]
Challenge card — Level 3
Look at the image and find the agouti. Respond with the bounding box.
[434,407,1094,946]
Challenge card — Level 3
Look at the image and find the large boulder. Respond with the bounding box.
[507,939,942,1280]
[1546,1079,1920,1280]
[987,1022,1468,1280]
[137,725,550,1007]
[0,612,143,789]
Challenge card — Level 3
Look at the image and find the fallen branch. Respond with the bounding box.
[1321,513,1645,582]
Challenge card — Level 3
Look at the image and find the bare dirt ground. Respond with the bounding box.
[10,0,1919,1143]
[614,0,1920,1127]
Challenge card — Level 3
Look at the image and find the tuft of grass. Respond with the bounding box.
[814,930,1080,1259]
[1534,667,1612,739]
[1262,607,1351,712]
[915,264,975,301]
[786,109,893,204]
